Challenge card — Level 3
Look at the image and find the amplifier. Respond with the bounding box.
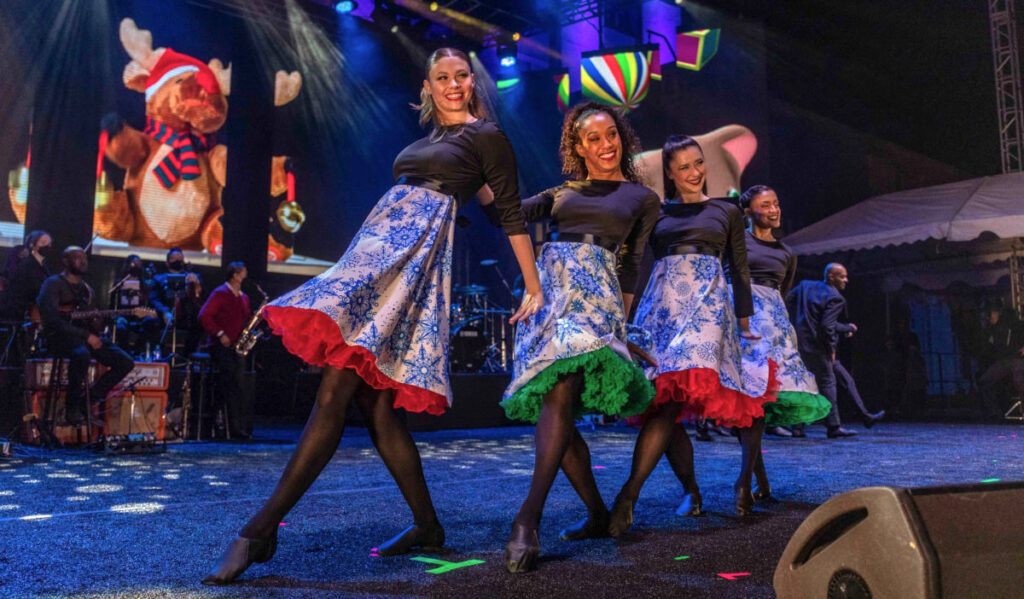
[25,359,169,392]
[22,390,102,445]
[105,392,167,440]
[24,359,100,390]
[119,362,169,392]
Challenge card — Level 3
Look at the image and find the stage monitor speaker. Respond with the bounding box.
[774,482,1024,598]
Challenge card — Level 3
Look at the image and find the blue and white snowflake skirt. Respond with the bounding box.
[746,284,830,427]
[633,254,777,428]
[500,242,654,423]
[263,185,454,415]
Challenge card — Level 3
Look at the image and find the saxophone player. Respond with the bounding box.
[198,262,253,439]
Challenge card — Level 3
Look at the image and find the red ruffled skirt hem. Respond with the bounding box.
[262,305,449,416]
[650,359,781,428]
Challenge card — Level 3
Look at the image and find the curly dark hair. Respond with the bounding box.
[558,102,643,183]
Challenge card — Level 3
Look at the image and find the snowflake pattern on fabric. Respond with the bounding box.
[742,284,819,394]
[633,254,770,397]
[504,242,639,400]
[268,185,457,403]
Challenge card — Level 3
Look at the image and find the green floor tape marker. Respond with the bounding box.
[410,556,485,574]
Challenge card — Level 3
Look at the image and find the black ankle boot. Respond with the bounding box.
[202,532,278,585]
[607,495,635,537]
[675,490,704,517]
[560,511,610,541]
[377,521,445,556]
[505,521,540,573]
[735,484,754,517]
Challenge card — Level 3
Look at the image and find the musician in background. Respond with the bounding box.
[10,230,54,318]
[150,248,204,356]
[109,254,160,355]
[198,261,252,439]
[37,247,134,425]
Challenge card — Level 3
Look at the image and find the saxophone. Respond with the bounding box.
[234,284,270,357]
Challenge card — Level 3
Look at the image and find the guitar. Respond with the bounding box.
[29,305,157,324]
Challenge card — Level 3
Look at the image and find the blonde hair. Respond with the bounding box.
[413,48,487,131]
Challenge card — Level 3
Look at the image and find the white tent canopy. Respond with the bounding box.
[784,172,1024,255]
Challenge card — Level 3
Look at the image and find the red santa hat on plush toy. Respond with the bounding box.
[145,49,221,101]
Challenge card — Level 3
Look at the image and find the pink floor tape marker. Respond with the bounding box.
[717,572,751,580]
[593,466,606,470]
[279,523,287,526]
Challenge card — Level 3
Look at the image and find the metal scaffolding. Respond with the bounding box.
[989,0,1024,173]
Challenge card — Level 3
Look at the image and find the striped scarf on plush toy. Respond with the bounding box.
[143,117,211,189]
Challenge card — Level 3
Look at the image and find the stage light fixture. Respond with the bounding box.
[512,32,521,42]
[429,2,438,10]
[497,42,517,68]
[469,50,477,58]
[390,24,399,33]
[334,0,357,14]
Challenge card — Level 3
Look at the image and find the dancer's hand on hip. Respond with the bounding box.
[738,317,761,341]
[509,286,544,325]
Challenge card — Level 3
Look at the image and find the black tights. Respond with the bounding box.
[514,372,606,529]
[617,402,685,502]
[736,418,766,491]
[239,366,437,540]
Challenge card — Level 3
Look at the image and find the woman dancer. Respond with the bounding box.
[501,102,659,573]
[738,185,830,500]
[609,135,776,536]
[203,48,543,585]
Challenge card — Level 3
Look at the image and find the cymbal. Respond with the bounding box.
[457,284,488,295]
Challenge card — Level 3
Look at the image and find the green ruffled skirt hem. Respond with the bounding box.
[501,346,655,424]
[764,391,832,427]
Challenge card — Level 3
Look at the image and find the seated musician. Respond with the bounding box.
[110,254,161,355]
[198,261,252,439]
[36,247,134,425]
[149,248,204,356]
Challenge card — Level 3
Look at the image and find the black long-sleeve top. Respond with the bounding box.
[649,198,753,318]
[392,119,526,236]
[37,274,95,345]
[521,179,660,295]
[11,255,50,316]
[745,232,797,295]
[981,315,1024,364]
[786,280,852,356]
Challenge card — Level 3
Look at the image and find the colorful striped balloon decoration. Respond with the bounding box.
[580,46,652,111]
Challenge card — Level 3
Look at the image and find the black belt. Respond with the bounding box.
[665,244,721,258]
[546,232,619,253]
[396,175,452,196]
[751,278,780,289]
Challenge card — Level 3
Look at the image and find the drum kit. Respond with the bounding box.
[448,260,518,373]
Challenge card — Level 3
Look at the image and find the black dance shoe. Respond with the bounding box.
[790,425,807,438]
[560,512,610,541]
[753,481,772,502]
[201,533,278,585]
[607,496,635,537]
[735,485,755,517]
[695,429,713,442]
[505,521,540,573]
[863,410,886,429]
[377,521,445,556]
[675,491,704,517]
[765,426,793,437]
[826,426,858,438]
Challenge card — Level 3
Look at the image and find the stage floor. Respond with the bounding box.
[2,421,1022,598]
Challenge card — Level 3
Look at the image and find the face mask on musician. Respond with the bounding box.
[168,260,185,272]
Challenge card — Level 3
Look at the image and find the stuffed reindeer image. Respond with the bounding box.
[98,18,304,258]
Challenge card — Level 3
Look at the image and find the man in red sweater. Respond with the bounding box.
[199,262,253,439]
